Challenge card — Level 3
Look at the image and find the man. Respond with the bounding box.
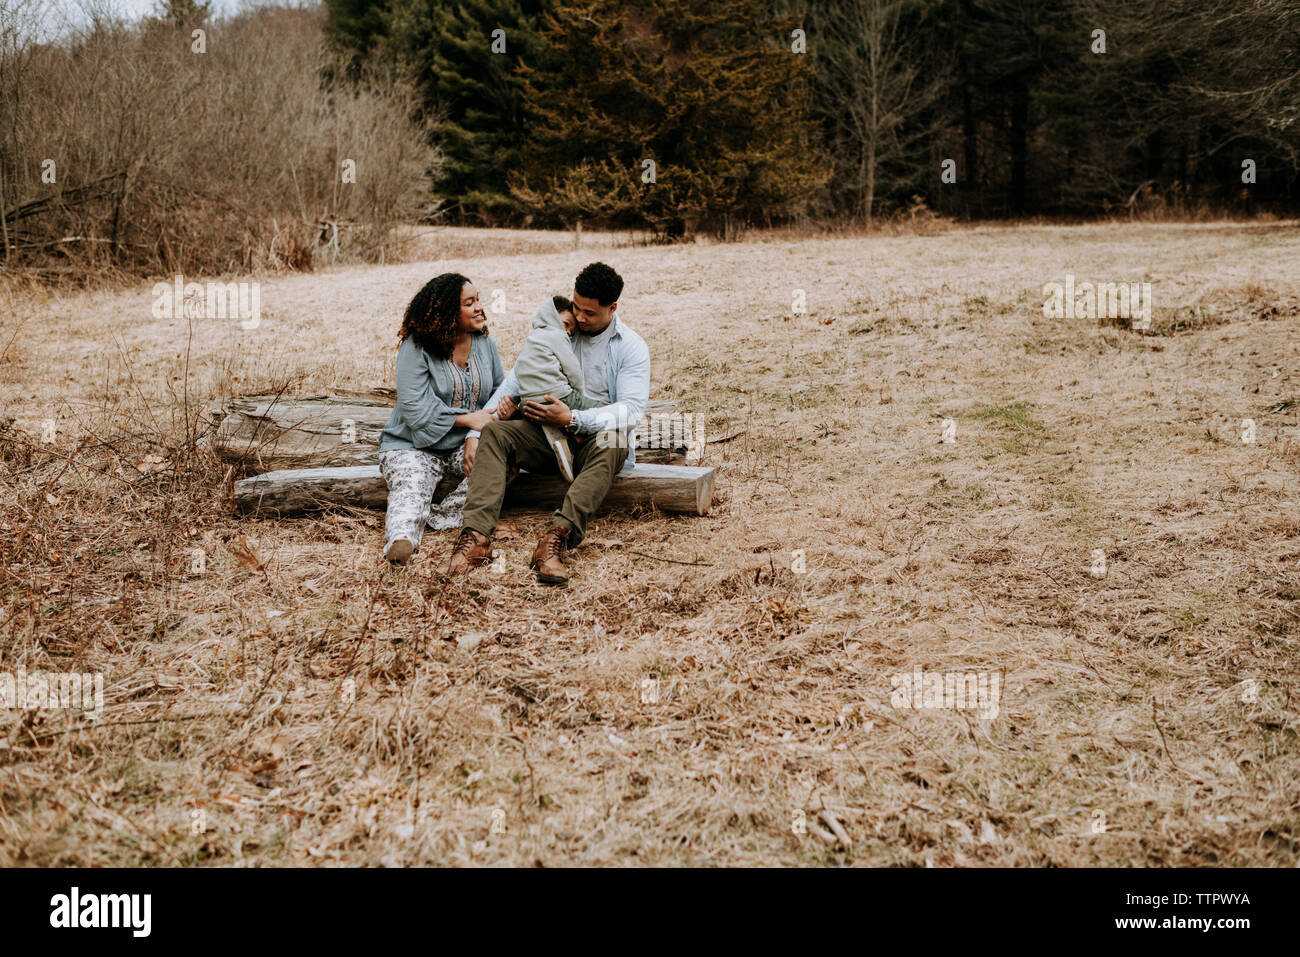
[444,262,650,584]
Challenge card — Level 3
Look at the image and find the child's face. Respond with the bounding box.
[558,309,577,335]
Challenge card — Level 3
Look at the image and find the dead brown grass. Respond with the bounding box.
[1,221,1298,866]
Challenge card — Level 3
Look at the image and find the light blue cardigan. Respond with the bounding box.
[378,333,505,454]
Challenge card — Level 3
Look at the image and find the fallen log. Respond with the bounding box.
[233,462,717,517]
[205,393,695,470]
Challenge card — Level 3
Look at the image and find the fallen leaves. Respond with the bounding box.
[228,535,267,571]
[134,454,168,475]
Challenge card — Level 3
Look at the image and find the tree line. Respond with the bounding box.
[2,0,1294,280]
[328,0,1300,235]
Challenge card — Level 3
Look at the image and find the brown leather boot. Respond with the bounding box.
[445,528,492,576]
[530,524,571,585]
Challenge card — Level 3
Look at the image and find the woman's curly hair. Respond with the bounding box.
[397,272,482,359]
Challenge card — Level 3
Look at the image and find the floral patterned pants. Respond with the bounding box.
[378,446,469,555]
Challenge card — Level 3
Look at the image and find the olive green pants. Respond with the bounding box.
[462,418,628,546]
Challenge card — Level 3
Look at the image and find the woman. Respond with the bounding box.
[378,272,504,564]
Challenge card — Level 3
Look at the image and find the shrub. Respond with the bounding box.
[0,1,439,280]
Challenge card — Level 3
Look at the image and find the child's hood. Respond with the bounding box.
[531,298,568,334]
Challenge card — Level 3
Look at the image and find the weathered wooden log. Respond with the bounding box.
[204,393,393,471]
[235,465,391,514]
[205,393,693,470]
[233,463,717,517]
[504,463,715,516]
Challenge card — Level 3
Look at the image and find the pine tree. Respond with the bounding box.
[324,0,390,75]
[383,0,547,221]
[512,0,828,238]
[1051,0,1300,213]
[961,0,1075,215]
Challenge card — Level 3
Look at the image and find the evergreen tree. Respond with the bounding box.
[511,0,829,238]
[955,0,1075,215]
[324,0,390,74]
[383,0,547,221]
[1051,0,1300,213]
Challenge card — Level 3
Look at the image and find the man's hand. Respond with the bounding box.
[493,395,519,420]
[523,395,572,427]
[463,436,478,475]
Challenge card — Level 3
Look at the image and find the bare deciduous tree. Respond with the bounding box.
[811,0,949,223]
[0,0,439,276]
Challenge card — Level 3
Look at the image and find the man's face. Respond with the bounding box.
[571,292,615,334]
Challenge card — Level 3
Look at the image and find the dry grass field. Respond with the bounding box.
[1,221,1298,866]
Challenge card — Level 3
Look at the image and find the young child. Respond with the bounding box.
[512,296,602,481]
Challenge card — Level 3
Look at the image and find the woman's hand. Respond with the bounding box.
[463,436,478,475]
[457,410,494,432]
[493,395,518,420]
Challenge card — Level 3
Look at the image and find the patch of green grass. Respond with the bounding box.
[927,477,987,509]
[1036,475,1089,512]
[970,401,1053,455]
[970,401,1044,429]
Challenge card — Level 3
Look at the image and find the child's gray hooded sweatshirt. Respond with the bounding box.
[515,298,583,401]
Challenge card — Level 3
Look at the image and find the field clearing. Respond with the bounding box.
[1,221,1298,866]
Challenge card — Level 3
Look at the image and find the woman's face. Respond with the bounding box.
[457,282,487,333]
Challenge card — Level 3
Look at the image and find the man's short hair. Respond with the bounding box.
[575,262,624,307]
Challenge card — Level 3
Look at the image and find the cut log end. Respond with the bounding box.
[697,466,716,516]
